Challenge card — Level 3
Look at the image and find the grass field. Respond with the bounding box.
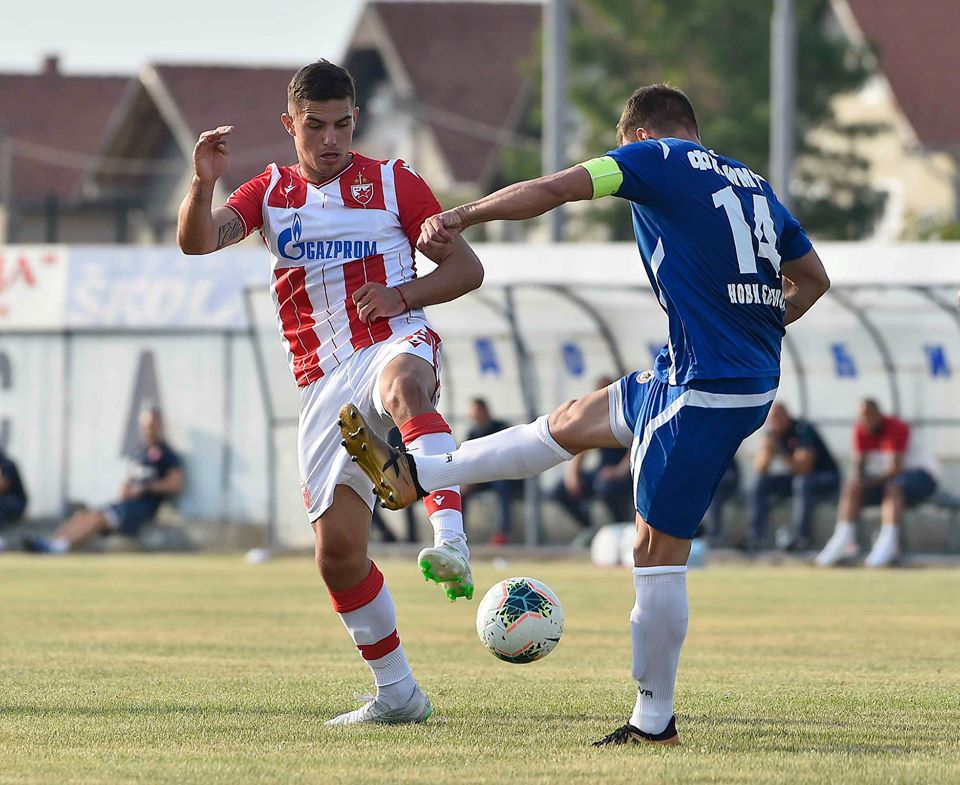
[1,555,958,785]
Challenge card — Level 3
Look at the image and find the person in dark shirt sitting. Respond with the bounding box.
[550,376,633,536]
[459,398,519,545]
[750,402,839,551]
[0,447,28,552]
[24,408,184,554]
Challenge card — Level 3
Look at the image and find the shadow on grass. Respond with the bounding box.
[684,713,932,756]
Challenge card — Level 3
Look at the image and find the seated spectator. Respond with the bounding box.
[700,458,740,544]
[817,399,938,568]
[551,376,632,538]
[750,403,839,551]
[0,446,28,552]
[459,398,520,545]
[24,408,184,554]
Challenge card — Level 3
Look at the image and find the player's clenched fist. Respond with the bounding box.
[353,282,407,323]
[417,208,466,256]
[192,125,234,184]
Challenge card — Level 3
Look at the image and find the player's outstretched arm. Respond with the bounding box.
[177,126,245,255]
[781,247,830,326]
[417,166,594,254]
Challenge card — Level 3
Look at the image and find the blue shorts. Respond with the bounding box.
[609,371,779,539]
[104,498,160,537]
[862,469,937,507]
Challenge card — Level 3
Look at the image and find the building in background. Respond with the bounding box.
[0,57,127,243]
[344,1,540,204]
[86,64,297,243]
[823,0,960,239]
[3,1,958,244]
[0,2,541,244]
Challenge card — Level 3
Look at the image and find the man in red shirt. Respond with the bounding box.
[817,398,938,567]
[177,60,483,725]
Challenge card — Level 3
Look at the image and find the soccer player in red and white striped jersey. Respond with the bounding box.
[177,60,483,725]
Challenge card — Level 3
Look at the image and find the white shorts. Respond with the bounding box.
[298,319,443,521]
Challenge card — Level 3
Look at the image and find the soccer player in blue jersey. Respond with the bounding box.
[339,85,830,743]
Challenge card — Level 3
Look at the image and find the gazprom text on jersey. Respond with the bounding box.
[280,239,378,262]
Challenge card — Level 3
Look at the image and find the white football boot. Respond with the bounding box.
[815,522,858,567]
[417,537,474,601]
[864,524,900,568]
[325,684,433,726]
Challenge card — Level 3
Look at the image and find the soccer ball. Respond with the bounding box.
[475,577,564,663]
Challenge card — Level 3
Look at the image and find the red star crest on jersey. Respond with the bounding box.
[351,173,375,205]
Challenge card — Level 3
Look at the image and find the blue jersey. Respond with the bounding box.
[587,138,812,384]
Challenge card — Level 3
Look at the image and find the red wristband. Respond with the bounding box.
[396,286,411,312]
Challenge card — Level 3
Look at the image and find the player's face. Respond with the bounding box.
[283,99,359,181]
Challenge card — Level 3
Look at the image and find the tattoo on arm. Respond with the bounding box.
[215,217,245,250]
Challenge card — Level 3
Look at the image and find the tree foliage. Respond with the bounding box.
[497,0,887,240]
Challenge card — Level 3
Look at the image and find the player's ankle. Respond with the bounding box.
[377,674,417,709]
[435,532,468,554]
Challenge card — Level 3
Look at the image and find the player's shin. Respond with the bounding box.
[329,561,416,707]
[399,413,465,548]
[629,566,688,736]
[413,415,573,492]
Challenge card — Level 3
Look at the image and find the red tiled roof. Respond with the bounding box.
[0,70,128,202]
[845,0,960,148]
[370,1,541,183]
[151,64,300,191]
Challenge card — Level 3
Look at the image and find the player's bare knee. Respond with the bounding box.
[381,372,432,423]
[548,399,579,442]
[316,543,365,587]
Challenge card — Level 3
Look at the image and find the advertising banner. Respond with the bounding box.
[66,247,265,330]
[0,246,67,331]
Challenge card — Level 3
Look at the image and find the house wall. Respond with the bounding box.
[812,76,957,240]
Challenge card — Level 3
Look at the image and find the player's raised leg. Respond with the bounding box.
[376,351,472,601]
[341,380,626,508]
[317,485,431,725]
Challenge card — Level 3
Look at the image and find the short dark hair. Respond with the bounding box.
[470,397,489,411]
[616,84,698,144]
[287,60,356,109]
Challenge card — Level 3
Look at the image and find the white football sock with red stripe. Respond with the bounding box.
[400,413,466,550]
[329,561,416,708]
[412,415,573,491]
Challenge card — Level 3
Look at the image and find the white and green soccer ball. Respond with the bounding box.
[475,577,564,664]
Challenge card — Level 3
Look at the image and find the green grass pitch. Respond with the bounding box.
[1,555,958,784]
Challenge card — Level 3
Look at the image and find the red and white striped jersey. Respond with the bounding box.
[225,153,442,387]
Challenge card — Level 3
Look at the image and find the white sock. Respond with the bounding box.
[50,537,71,553]
[629,565,688,735]
[875,522,898,544]
[329,562,416,708]
[400,415,465,549]
[413,415,573,491]
[834,521,855,539]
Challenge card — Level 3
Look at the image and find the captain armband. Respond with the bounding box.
[578,156,624,200]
